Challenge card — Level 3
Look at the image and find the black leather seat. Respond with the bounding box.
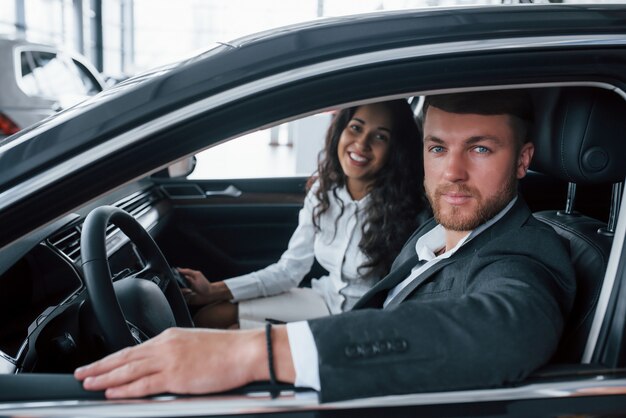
[530,87,626,363]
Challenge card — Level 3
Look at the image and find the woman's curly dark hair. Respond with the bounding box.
[307,99,427,277]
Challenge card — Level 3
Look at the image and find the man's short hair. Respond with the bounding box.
[422,89,534,146]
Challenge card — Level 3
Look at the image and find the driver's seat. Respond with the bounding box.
[530,87,626,363]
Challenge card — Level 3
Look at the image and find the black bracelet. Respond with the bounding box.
[265,322,279,399]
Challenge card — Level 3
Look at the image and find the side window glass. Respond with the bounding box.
[19,51,41,96]
[30,51,64,97]
[31,51,86,98]
[188,112,333,180]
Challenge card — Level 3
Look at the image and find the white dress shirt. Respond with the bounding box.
[287,197,518,391]
[224,183,379,314]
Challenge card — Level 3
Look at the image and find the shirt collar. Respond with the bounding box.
[335,185,371,208]
[415,196,518,262]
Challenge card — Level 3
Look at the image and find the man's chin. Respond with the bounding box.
[438,217,484,232]
[434,207,484,232]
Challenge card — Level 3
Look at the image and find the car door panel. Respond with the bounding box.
[153,177,309,282]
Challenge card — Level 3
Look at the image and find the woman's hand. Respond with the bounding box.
[178,267,233,305]
[178,267,210,295]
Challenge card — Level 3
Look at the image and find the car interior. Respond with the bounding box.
[0,84,624,401]
[530,87,626,366]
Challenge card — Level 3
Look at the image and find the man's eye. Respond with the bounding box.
[473,146,491,154]
[429,146,445,153]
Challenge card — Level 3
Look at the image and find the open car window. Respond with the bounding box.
[190,113,332,180]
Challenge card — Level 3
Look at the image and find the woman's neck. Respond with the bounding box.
[346,179,371,201]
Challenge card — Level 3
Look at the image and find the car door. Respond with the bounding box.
[152,115,331,283]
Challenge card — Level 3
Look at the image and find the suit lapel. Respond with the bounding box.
[383,257,458,308]
[354,254,420,309]
[475,196,530,244]
[353,195,533,310]
[356,256,457,309]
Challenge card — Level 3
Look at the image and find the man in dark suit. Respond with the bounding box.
[75,90,576,402]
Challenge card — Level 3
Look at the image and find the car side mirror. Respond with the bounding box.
[167,156,197,178]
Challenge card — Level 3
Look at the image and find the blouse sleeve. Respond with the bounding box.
[224,189,318,301]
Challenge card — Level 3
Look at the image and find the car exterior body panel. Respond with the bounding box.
[2,374,626,417]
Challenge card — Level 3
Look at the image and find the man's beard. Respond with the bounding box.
[426,171,517,232]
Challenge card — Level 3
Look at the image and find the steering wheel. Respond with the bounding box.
[80,206,193,353]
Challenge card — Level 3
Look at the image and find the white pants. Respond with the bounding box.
[238,288,331,329]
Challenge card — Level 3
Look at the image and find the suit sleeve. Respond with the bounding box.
[307,224,576,402]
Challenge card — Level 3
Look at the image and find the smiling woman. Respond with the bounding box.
[180,99,429,329]
[336,103,395,199]
[2,5,626,417]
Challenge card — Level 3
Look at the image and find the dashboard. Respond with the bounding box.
[0,182,169,373]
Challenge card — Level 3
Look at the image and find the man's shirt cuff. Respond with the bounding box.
[286,321,321,391]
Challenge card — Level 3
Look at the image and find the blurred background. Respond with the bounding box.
[0,0,511,79]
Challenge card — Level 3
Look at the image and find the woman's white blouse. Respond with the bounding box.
[224,185,379,314]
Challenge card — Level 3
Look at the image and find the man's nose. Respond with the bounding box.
[442,152,469,182]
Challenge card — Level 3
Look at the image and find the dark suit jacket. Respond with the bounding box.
[308,197,576,402]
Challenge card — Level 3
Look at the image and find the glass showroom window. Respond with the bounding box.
[0,1,16,36]
[24,0,64,45]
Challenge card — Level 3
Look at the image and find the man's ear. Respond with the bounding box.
[516,142,534,179]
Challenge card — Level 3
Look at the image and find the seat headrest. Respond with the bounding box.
[531,88,626,184]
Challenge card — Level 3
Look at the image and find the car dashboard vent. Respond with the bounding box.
[48,188,161,263]
[48,225,82,263]
[116,189,160,219]
[109,189,161,239]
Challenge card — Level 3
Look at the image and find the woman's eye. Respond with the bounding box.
[349,124,362,132]
[375,133,389,142]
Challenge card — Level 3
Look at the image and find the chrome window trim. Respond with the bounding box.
[582,179,626,363]
[2,377,626,416]
[3,34,626,213]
